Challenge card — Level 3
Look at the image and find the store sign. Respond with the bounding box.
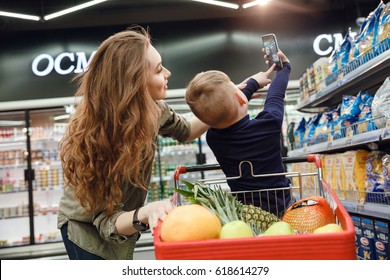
[31,51,96,77]
[313,32,358,56]
[31,32,358,77]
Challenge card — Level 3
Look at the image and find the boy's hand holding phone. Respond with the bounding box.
[261,33,283,70]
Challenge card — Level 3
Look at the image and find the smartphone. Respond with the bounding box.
[261,33,283,70]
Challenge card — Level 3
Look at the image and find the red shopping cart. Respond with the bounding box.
[154,154,356,260]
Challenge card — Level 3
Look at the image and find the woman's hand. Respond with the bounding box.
[138,200,175,234]
[116,200,174,236]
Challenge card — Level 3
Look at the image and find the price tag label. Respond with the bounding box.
[386,119,390,129]
[327,142,332,149]
[345,138,352,145]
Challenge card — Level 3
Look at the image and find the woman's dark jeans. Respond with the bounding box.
[60,222,104,260]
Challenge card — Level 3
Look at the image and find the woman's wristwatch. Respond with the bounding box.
[132,208,149,231]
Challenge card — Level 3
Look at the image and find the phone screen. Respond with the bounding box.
[262,34,282,70]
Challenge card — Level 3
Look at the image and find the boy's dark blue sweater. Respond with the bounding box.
[206,62,291,215]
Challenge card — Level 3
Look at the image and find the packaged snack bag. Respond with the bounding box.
[322,154,334,192]
[372,77,390,129]
[333,154,346,200]
[290,162,315,196]
[382,154,390,193]
[293,117,306,149]
[341,94,366,136]
[366,151,390,205]
[378,2,390,43]
[302,161,316,196]
[340,150,370,202]
[328,49,338,74]
[330,106,343,140]
[336,28,354,69]
[312,57,329,93]
[307,65,316,95]
[313,111,331,144]
[350,2,384,60]
[340,95,360,120]
[304,113,321,146]
[357,95,376,134]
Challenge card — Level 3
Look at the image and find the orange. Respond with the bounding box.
[160,204,222,242]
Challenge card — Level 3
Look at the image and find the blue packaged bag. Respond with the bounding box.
[294,117,306,149]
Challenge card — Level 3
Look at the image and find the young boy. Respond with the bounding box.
[185,50,291,216]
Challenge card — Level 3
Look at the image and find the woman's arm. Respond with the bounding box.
[186,117,209,142]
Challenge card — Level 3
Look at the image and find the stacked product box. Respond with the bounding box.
[360,217,377,260]
[374,220,389,260]
[351,215,364,259]
[352,215,389,260]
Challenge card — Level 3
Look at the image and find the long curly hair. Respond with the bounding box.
[60,27,160,216]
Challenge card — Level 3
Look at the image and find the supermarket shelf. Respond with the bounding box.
[342,201,390,221]
[297,48,390,112]
[0,231,155,260]
[288,127,390,157]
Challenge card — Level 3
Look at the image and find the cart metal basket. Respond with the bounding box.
[154,154,356,260]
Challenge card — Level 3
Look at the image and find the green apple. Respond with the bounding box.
[219,220,254,239]
[263,221,294,236]
[313,223,343,234]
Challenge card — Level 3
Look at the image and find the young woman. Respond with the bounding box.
[57,26,208,260]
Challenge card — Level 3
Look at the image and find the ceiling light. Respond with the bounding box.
[53,114,71,121]
[44,0,108,21]
[0,120,25,126]
[243,0,271,9]
[192,0,239,10]
[0,11,40,21]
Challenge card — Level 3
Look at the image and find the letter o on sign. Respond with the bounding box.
[32,54,54,77]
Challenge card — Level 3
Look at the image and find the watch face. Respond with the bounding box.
[133,221,149,231]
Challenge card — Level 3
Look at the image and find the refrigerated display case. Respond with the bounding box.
[0,107,69,248]
[0,110,29,247]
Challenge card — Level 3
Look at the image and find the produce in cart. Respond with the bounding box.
[263,221,295,236]
[154,155,356,260]
[160,204,221,242]
[313,223,343,234]
[281,196,336,233]
[174,181,280,235]
[220,220,254,239]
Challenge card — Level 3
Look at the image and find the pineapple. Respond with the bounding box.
[241,204,280,234]
[175,181,279,235]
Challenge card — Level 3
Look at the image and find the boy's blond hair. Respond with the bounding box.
[185,70,239,127]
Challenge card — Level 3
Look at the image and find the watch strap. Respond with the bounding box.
[132,208,149,231]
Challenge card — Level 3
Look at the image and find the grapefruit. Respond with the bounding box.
[160,204,222,242]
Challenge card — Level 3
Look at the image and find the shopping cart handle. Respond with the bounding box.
[173,164,221,180]
[173,155,322,180]
[174,166,186,181]
[283,154,322,168]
